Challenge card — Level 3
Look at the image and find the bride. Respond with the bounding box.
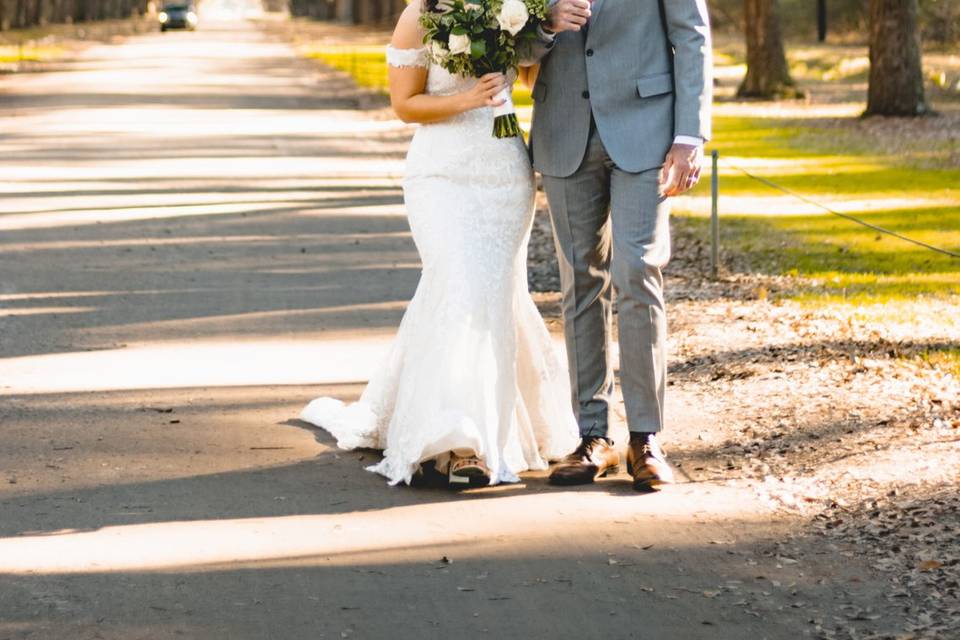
[300,0,579,488]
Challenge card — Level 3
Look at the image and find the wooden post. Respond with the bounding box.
[710,150,720,279]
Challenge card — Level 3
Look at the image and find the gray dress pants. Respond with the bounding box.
[541,125,671,438]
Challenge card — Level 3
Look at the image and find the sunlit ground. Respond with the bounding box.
[200,0,265,21]
[0,337,387,394]
[0,487,769,574]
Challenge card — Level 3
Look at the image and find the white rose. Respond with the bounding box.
[464,1,482,11]
[448,33,472,55]
[497,0,529,36]
[429,40,448,59]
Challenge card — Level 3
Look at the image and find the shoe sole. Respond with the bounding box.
[631,471,674,491]
[449,468,491,489]
[633,477,669,492]
[627,461,674,491]
[548,465,620,486]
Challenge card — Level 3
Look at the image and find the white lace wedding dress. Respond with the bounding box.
[300,46,579,486]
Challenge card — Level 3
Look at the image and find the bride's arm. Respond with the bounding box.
[388,4,507,124]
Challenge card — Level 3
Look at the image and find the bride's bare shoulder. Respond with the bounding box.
[391,2,425,49]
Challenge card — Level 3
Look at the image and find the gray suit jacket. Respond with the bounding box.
[529,0,712,178]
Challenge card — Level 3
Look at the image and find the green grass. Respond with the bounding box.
[304,46,392,92]
[683,115,960,305]
[0,44,64,62]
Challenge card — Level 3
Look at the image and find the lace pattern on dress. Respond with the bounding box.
[386,45,429,69]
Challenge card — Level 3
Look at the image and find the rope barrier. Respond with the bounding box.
[718,158,960,260]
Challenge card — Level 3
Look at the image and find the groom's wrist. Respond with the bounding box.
[542,0,560,37]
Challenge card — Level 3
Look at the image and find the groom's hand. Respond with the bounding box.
[660,143,703,197]
[546,0,591,33]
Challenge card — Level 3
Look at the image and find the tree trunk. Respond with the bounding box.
[33,0,49,26]
[865,0,927,116]
[74,0,90,23]
[15,0,28,28]
[737,0,802,99]
[335,0,354,23]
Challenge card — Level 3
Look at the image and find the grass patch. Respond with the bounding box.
[682,115,960,303]
[0,44,65,62]
[304,45,391,92]
[919,345,960,377]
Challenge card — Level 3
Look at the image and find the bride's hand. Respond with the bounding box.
[461,73,509,110]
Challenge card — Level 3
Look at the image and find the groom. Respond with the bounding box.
[530,0,712,489]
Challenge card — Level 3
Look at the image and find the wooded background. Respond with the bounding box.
[712,0,958,44]
[2,0,952,117]
[0,0,148,30]
[284,0,958,45]
[3,0,958,46]
[287,0,404,24]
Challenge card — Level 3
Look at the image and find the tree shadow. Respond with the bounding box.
[0,385,894,639]
[669,338,959,378]
[0,387,649,539]
[0,193,423,359]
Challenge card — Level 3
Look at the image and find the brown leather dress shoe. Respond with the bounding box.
[627,432,675,490]
[549,437,620,485]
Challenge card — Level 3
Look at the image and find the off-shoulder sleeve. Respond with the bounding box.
[386,45,429,69]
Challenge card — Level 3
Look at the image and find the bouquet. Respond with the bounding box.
[420,0,548,138]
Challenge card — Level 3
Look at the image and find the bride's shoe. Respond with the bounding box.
[448,453,491,488]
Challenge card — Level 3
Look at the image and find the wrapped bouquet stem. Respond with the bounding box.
[421,0,548,138]
[491,85,521,137]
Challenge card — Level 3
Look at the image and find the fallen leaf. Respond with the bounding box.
[917,559,943,571]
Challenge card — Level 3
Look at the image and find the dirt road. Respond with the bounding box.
[0,18,901,640]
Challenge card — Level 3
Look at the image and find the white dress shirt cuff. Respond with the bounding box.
[537,25,556,42]
[673,135,703,148]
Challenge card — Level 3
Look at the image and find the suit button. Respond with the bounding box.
[582,90,590,99]
[585,48,594,56]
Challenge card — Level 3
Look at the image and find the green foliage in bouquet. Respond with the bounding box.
[420,0,548,137]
